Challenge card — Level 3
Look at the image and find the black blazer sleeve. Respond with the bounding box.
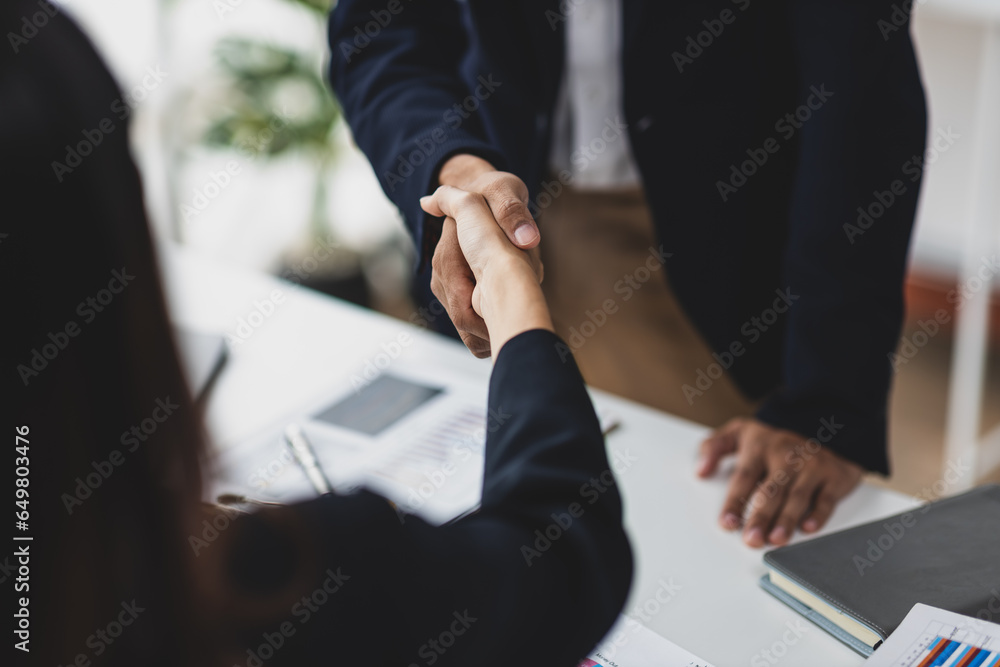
[755,0,927,473]
[327,0,507,268]
[224,330,633,666]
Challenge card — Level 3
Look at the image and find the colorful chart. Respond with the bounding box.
[914,636,999,667]
[892,621,1000,667]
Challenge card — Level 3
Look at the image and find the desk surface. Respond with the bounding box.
[161,242,918,666]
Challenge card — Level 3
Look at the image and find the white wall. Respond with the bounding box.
[911,1,1000,277]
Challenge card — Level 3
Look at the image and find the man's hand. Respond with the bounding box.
[430,154,541,358]
[696,418,864,548]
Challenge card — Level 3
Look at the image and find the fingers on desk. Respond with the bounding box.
[718,433,767,536]
[768,474,825,546]
[696,418,744,478]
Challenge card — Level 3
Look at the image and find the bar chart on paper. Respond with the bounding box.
[896,626,1000,667]
[866,605,1000,667]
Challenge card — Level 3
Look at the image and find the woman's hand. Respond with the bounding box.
[420,186,552,359]
[427,156,541,358]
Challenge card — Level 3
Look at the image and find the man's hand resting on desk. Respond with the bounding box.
[420,183,552,359]
[429,154,543,358]
[696,418,864,548]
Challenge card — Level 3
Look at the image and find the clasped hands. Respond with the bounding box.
[421,154,864,548]
[418,156,549,360]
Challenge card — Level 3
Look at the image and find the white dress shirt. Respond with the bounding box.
[549,0,641,189]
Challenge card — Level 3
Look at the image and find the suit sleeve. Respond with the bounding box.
[328,0,507,268]
[755,0,927,474]
[225,330,633,666]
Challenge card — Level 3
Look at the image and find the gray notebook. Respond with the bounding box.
[760,484,1000,656]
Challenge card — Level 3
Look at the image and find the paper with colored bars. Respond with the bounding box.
[865,604,1000,667]
[580,615,714,667]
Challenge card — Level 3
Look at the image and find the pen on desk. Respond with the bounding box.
[283,424,334,496]
[215,494,285,511]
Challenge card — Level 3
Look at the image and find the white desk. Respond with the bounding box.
[161,242,919,666]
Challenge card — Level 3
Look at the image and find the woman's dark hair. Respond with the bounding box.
[4,3,214,664]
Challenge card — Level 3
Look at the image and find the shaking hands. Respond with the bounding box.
[423,154,544,358]
[419,165,551,359]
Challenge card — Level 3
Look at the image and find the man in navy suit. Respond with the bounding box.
[328,0,927,547]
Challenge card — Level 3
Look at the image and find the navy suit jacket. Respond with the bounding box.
[328,0,927,473]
